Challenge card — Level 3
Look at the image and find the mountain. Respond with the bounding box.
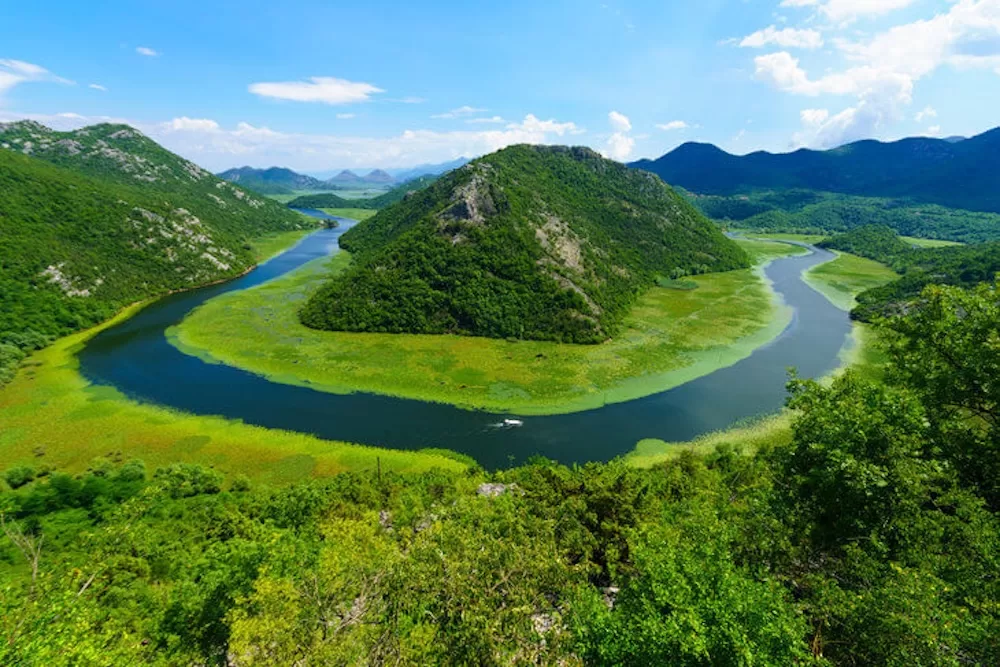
[300,144,748,344]
[217,166,326,195]
[328,170,364,184]
[364,169,396,184]
[390,157,469,182]
[0,121,313,381]
[631,127,1000,214]
[287,174,441,210]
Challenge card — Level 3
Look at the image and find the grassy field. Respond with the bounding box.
[320,208,378,221]
[171,239,804,415]
[901,236,964,248]
[249,228,317,262]
[740,232,828,245]
[803,251,899,311]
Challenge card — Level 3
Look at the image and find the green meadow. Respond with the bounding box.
[172,238,805,415]
[803,250,899,311]
[320,207,378,221]
[901,235,964,248]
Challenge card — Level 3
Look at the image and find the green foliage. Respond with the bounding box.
[574,520,811,666]
[4,267,1000,664]
[0,121,313,386]
[818,224,912,261]
[3,465,35,489]
[301,145,749,343]
[694,190,1000,244]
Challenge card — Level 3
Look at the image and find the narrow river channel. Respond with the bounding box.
[79,211,851,469]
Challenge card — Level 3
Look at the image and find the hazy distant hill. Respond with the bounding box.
[217,166,326,195]
[301,145,747,344]
[287,174,441,210]
[364,169,395,184]
[390,157,469,182]
[0,121,312,381]
[631,128,1000,214]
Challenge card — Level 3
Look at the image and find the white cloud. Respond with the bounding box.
[136,47,160,57]
[602,111,634,161]
[740,26,824,49]
[800,108,830,126]
[926,124,942,135]
[604,132,635,161]
[336,113,355,119]
[248,76,384,105]
[164,117,220,132]
[656,120,689,131]
[0,59,73,98]
[0,110,585,170]
[608,110,632,133]
[88,83,107,92]
[466,116,506,124]
[770,0,1000,148]
[914,105,937,122]
[779,0,915,22]
[431,105,487,119]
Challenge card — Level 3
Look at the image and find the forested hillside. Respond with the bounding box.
[301,144,748,343]
[3,282,998,665]
[819,225,1000,320]
[689,191,1000,243]
[631,127,1000,214]
[0,121,314,384]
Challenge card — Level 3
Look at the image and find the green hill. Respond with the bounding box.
[300,144,748,343]
[0,121,314,382]
[632,128,1000,214]
[286,173,441,211]
[217,166,327,195]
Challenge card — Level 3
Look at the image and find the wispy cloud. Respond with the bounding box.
[88,83,107,92]
[466,116,506,124]
[656,120,689,131]
[740,25,823,49]
[336,113,355,119]
[248,76,383,105]
[136,46,160,57]
[431,105,487,119]
[0,59,73,99]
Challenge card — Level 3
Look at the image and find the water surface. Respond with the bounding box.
[79,218,850,469]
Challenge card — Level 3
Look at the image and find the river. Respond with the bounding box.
[78,212,851,469]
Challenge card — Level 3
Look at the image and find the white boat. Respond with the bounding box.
[503,418,524,427]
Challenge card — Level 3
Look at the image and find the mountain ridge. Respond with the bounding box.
[630,127,1000,213]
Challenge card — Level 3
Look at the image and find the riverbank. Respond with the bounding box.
[0,230,467,482]
[170,237,807,416]
[625,247,900,467]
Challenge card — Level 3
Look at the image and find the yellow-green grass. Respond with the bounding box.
[739,232,829,245]
[171,239,804,416]
[0,306,467,483]
[901,236,964,248]
[320,208,378,221]
[626,412,794,467]
[249,228,317,263]
[804,252,899,311]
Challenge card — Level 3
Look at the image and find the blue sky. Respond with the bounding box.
[2,0,999,171]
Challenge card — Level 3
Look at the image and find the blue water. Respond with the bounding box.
[78,218,850,469]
